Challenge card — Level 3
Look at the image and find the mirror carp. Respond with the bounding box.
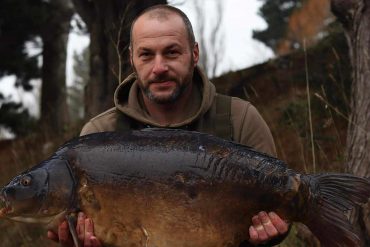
[0,129,369,247]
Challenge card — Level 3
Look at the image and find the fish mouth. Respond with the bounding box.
[0,195,12,217]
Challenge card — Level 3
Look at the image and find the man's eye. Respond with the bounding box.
[167,50,179,57]
[139,52,151,58]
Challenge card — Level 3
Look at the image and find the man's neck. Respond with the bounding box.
[142,83,193,126]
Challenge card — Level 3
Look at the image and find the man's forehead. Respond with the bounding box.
[145,8,173,21]
[133,10,184,32]
[132,13,186,41]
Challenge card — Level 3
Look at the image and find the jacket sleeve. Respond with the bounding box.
[231,98,277,157]
[238,225,291,246]
[79,108,118,136]
[80,121,101,136]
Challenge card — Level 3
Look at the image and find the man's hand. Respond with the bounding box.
[48,211,287,246]
[248,211,289,245]
[47,212,102,247]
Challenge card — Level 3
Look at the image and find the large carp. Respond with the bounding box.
[0,129,369,247]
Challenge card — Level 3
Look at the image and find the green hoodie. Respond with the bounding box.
[80,67,276,157]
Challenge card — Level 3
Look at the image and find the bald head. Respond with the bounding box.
[130,5,196,49]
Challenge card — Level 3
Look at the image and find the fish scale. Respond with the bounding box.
[0,128,369,247]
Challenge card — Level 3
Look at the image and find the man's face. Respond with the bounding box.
[130,13,199,104]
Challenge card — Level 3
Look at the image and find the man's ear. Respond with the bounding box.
[129,46,133,66]
[193,42,199,67]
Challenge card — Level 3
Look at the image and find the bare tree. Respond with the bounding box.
[331,0,370,246]
[192,0,225,78]
[72,0,166,118]
[40,0,74,133]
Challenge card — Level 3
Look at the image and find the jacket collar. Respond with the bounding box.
[114,66,216,127]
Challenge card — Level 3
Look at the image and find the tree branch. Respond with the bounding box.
[330,0,359,29]
[72,0,94,29]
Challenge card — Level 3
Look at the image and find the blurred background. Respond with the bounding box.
[0,0,354,246]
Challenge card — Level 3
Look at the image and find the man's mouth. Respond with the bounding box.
[149,80,176,89]
[149,77,176,84]
[155,80,173,85]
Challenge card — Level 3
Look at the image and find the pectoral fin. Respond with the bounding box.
[66,213,80,247]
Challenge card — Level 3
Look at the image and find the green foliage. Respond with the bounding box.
[253,0,303,51]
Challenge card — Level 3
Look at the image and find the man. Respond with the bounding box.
[48,4,289,246]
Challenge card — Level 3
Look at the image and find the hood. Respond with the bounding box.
[113,66,216,127]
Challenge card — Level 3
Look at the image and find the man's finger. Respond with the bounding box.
[268,212,289,234]
[248,225,259,244]
[85,218,95,234]
[85,236,102,247]
[84,236,102,247]
[84,235,93,247]
[84,218,95,243]
[47,230,59,242]
[58,221,72,246]
[77,212,86,240]
[90,236,102,247]
[84,218,102,247]
[251,214,268,242]
[259,211,278,237]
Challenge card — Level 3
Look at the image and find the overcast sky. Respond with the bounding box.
[0,0,273,118]
[173,0,273,75]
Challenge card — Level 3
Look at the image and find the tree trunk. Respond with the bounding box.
[40,0,74,133]
[72,0,167,118]
[331,0,370,245]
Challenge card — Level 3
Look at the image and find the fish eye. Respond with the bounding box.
[20,175,32,187]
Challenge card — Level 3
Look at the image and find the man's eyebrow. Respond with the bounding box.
[136,43,182,52]
[136,47,152,52]
[165,43,182,50]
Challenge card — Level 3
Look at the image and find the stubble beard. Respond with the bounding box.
[134,61,195,105]
[143,83,184,104]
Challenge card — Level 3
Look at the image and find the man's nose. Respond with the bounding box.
[152,56,168,75]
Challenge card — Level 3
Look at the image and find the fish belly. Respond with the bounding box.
[78,181,263,247]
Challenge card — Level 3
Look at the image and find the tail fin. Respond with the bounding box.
[302,173,370,247]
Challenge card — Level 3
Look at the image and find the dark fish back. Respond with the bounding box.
[60,129,295,191]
